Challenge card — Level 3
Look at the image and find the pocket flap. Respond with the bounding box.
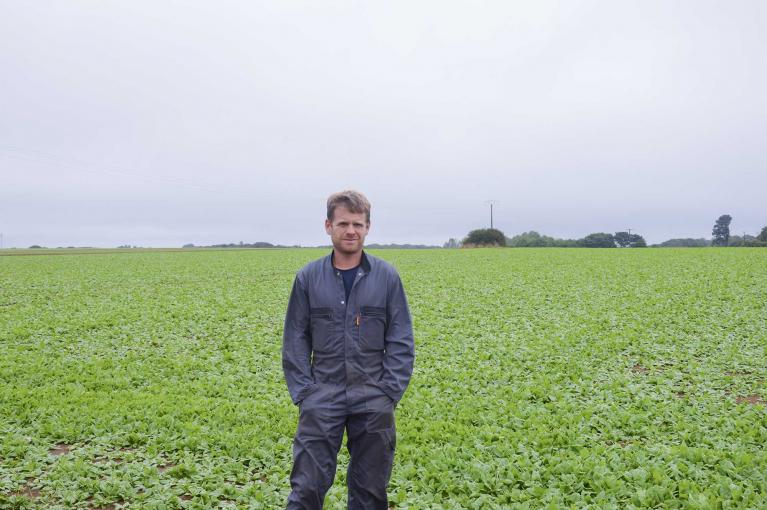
[310,307,333,318]
[361,306,386,317]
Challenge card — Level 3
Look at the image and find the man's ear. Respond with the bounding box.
[325,218,333,235]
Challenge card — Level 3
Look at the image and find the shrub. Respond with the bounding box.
[463,228,506,247]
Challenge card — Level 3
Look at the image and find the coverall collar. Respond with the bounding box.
[328,249,371,274]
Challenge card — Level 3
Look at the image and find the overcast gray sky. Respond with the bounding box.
[2,1,765,248]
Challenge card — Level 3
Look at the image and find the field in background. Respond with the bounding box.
[1,248,766,509]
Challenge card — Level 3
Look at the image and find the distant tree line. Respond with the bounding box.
[443,238,461,249]
[505,231,578,247]
[365,243,440,249]
[503,231,647,248]
[653,238,710,247]
[446,215,767,248]
[21,214,767,251]
[183,241,296,249]
[450,229,647,248]
[182,242,440,249]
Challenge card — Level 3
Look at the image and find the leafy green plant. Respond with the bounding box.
[1,248,766,508]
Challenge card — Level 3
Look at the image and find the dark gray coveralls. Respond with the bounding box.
[283,251,414,509]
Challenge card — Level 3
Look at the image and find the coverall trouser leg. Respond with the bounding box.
[286,390,395,510]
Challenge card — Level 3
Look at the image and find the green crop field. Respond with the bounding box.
[1,248,766,509]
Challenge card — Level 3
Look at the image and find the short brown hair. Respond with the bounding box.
[327,190,371,223]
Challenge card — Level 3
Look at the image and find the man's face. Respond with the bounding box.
[325,206,369,256]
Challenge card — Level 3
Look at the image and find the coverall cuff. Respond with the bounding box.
[379,384,401,404]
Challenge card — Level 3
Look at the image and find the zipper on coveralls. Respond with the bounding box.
[350,268,364,328]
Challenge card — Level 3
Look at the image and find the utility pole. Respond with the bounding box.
[485,200,497,229]
[490,202,494,229]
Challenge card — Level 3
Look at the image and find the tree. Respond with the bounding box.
[443,238,461,248]
[729,234,755,246]
[630,235,647,247]
[552,238,580,247]
[656,238,710,247]
[758,226,767,243]
[614,232,631,248]
[614,232,647,248]
[580,233,616,248]
[463,228,506,247]
[711,215,732,246]
[505,231,580,247]
[507,231,548,247]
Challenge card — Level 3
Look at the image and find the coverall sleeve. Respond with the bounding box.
[282,275,315,405]
[379,272,415,402]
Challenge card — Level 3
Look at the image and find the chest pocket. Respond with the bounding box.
[309,307,333,352]
[359,306,386,352]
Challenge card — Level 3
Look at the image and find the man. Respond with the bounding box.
[282,190,414,509]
